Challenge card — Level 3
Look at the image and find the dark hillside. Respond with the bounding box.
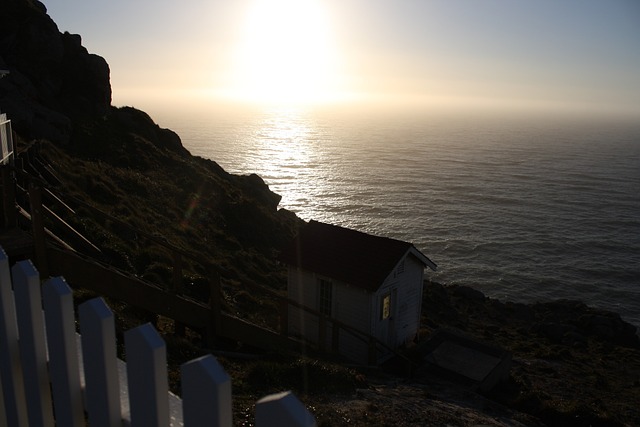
[0,0,301,312]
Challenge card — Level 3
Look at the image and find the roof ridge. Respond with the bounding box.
[307,220,411,246]
[281,220,435,292]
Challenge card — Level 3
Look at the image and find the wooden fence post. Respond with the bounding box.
[181,355,232,427]
[0,248,28,427]
[78,297,121,427]
[28,186,48,278]
[0,377,6,427]
[1,167,16,227]
[206,267,221,347]
[12,260,54,427]
[171,251,186,337]
[255,391,316,427]
[14,157,25,192]
[125,323,170,427]
[42,277,84,427]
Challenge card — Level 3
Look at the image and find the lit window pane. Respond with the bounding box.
[382,294,390,320]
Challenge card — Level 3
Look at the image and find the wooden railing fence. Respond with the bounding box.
[3,154,416,369]
[0,246,317,426]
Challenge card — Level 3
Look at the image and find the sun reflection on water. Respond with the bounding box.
[245,107,332,218]
[251,109,312,175]
[244,107,394,229]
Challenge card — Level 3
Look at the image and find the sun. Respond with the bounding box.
[227,0,342,105]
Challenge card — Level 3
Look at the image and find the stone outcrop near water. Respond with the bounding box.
[420,282,639,426]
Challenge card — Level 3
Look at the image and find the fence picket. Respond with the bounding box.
[0,369,6,426]
[78,297,122,427]
[255,391,316,427]
[12,260,54,427]
[42,277,84,427]
[125,323,170,427]
[181,354,232,427]
[0,248,28,426]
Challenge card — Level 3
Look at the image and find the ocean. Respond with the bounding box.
[153,105,640,328]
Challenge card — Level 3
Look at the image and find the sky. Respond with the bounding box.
[42,0,640,116]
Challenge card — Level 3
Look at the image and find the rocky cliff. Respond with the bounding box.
[0,0,301,293]
[0,0,110,143]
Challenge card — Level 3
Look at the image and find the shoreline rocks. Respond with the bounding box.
[422,281,640,426]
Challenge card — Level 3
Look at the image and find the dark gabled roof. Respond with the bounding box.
[279,220,436,292]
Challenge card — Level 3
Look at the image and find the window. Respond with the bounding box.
[318,279,332,316]
[381,294,391,320]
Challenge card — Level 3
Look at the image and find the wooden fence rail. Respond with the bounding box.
[0,247,316,427]
[4,161,414,368]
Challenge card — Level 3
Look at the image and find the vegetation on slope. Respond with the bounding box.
[21,108,302,341]
[39,106,300,288]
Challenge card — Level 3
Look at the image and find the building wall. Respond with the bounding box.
[287,254,425,364]
[398,255,425,343]
[287,268,319,342]
[373,254,425,353]
[333,280,371,363]
[287,267,371,363]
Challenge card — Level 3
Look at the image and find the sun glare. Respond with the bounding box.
[227,0,342,105]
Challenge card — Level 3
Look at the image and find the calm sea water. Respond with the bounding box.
[155,106,640,327]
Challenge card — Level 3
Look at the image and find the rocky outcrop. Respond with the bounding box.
[0,0,111,143]
[425,283,639,349]
[111,107,188,156]
[423,282,640,426]
[533,300,639,348]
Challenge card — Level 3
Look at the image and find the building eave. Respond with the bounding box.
[407,246,437,271]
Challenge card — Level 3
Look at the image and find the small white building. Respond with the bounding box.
[280,221,436,365]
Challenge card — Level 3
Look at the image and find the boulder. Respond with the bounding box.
[454,285,486,301]
[112,107,188,155]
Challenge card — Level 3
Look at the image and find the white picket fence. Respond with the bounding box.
[0,112,14,165]
[0,247,316,426]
